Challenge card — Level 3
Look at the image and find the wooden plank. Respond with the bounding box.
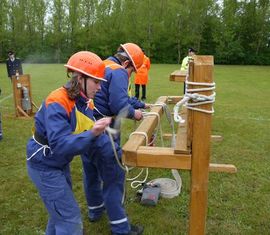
[209,163,237,173]
[170,70,187,82]
[174,108,190,154]
[189,56,214,235]
[122,96,168,166]
[136,146,191,169]
[211,135,223,142]
[167,96,183,104]
[187,61,194,149]
[31,101,39,110]
[164,134,224,143]
[131,146,237,173]
[17,105,30,118]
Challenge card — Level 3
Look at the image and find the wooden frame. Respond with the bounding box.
[122,56,236,235]
[170,70,187,82]
[12,74,38,118]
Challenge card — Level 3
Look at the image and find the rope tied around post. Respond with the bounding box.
[174,81,216,123]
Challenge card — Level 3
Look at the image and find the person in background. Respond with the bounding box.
[6,51,23,80]
[180,47,196,71]
[180,48,196,94]
[134,50,151,101]
[81,43,147,235]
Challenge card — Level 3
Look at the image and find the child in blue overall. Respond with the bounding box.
[26,51,143,235]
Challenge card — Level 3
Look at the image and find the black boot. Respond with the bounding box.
[112,224,144,235]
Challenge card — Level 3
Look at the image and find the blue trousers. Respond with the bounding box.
[81,135,130,234]
[27,163,83,235]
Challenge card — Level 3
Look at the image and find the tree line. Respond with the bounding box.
[0,0,269,65]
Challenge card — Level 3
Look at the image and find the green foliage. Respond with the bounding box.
[0,63,270,234]
[0,0,270,64]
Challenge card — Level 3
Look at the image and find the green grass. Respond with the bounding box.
[0,63,269,235]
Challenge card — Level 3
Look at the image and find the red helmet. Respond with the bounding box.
[120,43,144,71]
[64,51,106,81]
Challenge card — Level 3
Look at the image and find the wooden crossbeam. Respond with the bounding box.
[170,70,187,82]
[163,133,223,142]
[136,146,191,169]
[135,146,237,173]
[167,96,183,104]
[211,135,223,142]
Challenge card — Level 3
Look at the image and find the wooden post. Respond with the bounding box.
[121,55,236,234]
[188,56,214,235]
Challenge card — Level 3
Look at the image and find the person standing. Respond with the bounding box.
[93,42,149,145]
[82,43,147,235]
[134,51,151,100]
[6,51,23,80]
[180,47,196,71]
[26,51,117,234]
[180,48,196,94]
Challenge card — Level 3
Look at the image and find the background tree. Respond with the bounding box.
[0,0,269,65]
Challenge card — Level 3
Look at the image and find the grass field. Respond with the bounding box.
[0,63,269,235]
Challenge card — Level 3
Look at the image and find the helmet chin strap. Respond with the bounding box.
[79,77,89,100]
[84,77,88,97]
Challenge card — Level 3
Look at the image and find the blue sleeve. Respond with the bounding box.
[128,96,145,109]
[6,61,10,77]
[109,69,135,119]
[45,103,96,157]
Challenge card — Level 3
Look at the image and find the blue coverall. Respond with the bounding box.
[93,56,145,144]
[82,56,145,234]
[27,85,124,234]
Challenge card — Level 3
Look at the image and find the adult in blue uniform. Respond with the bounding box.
[26,51,115,234]
[82,43,146,235]
[6,51,23,80]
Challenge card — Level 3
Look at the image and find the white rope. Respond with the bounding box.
[174,81,216,123]
[186,81,216,93]
[173,96,190,123]
[141,103,181,198]
[129,168,149,189]
[129,131,149,144]
[148,127,182,199]
[142,111,164,147]
[126,131,149,188]
[106,127,128,172]
[26,135,51,161]
[151,101,176,145]
[107,103,182,197]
